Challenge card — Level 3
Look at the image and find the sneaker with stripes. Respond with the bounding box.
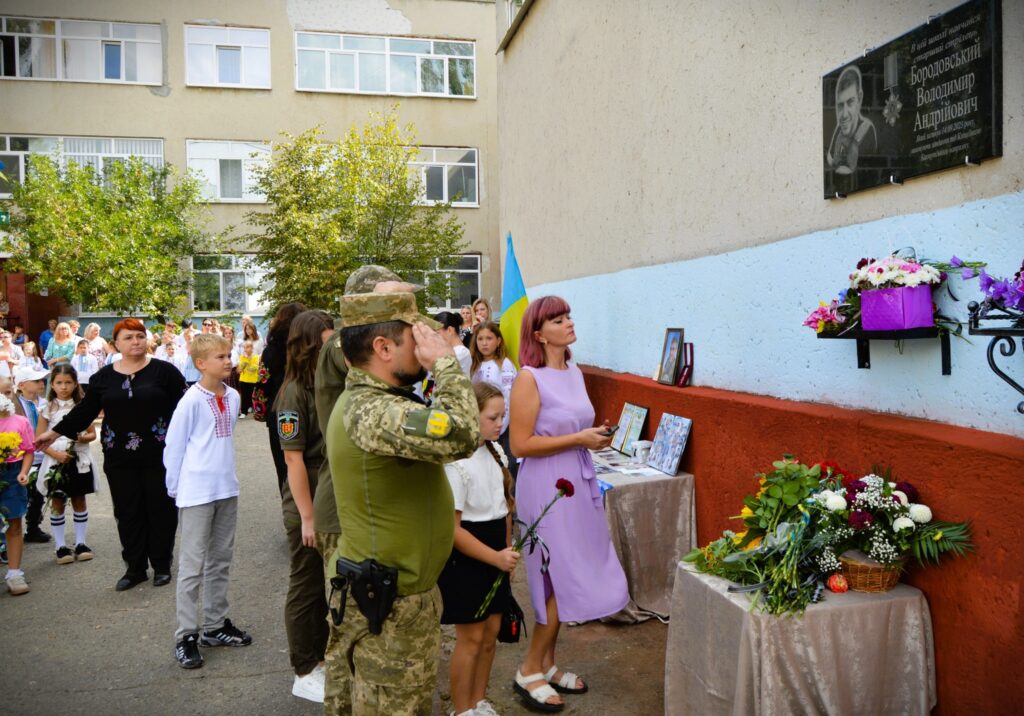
[175,633,203,669]
[200,618,252,647]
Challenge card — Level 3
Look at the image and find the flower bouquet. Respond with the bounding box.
[0,431,24,464]
[804,252,985,334]
[964,258,1024,326]
[684,456,973,614]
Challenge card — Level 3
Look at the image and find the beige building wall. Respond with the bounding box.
[1,0,500,311]
[497,0,1024,285]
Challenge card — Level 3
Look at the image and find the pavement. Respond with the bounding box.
[2,417,667,715]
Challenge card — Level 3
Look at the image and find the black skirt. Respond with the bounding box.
[45,462,96,498]
[438,517,512,624]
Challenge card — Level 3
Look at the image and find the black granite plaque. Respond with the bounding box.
[823,0,1002,199]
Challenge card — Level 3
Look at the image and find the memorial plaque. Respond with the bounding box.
[823,0,1001,199]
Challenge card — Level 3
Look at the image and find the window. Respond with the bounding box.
[186,140,270,202]
[185,25,270,88]
[0,16,161,84]
[506,0,527,26]
[295,32,475,98]
[426,254,482,311]
[410,148,478,206]
[192,254,270,314]
[0,135,164,196]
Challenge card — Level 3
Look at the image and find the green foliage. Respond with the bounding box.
[246,110,466,312]
[910,521,974,565]
[0,155,209,316]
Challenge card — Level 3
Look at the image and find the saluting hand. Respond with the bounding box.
[411,322,454,372]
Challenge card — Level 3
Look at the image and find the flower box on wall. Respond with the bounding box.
[860,285,934,330]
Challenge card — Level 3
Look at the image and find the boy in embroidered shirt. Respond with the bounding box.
[163,334,252,669]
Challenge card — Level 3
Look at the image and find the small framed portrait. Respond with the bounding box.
[657,328,684,385]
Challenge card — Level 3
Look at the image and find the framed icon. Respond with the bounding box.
[657,328,684,385]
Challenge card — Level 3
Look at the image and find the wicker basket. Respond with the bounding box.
[839,552,906,593]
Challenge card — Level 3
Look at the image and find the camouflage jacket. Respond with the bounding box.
[327,354,479,594]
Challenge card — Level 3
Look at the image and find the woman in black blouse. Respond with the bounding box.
[37,318,186,591]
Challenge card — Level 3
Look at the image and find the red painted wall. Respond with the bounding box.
[581,365,1023,716]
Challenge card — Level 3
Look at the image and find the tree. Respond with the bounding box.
[0,155,209,317]
[246,110,466,311]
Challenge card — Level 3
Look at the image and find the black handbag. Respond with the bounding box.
[498,594,527,643]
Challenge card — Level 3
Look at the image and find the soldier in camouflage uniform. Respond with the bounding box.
[324,291,479,716]
[313,266,414,712]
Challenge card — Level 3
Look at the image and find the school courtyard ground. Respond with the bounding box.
[2,417,666,715]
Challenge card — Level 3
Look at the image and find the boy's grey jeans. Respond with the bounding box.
[175,496,238,640]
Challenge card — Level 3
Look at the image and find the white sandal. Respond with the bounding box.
[513,669,564,712]
[544,665,589,694]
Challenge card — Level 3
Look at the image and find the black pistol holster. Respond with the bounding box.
[329,556,399,635]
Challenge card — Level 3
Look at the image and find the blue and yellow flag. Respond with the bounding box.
[499,233,528,368]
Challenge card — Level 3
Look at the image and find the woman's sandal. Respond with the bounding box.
[513,669,565,713]
[544,665,589,694]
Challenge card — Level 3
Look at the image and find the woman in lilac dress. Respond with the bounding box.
[509,295,629,712]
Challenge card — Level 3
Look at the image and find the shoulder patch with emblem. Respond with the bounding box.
[402,408,452,439]
[277,410,300,441]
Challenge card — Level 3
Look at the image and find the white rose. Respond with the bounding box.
[815,489,834,504]
[909,504,933,524]
[893,516,915,531]
[825,494,847,512]
[892,490,909,506]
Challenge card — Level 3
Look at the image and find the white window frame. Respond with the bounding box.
[185,140,270,203]
[184,25,271,89]
[426,254,482,312]
[294,31,476,99]
[0,134,164,198]
[0,16,162,85]
[191,254,270,315]
[410,147,479,207]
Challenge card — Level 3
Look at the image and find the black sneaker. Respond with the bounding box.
[200,618,253,647]
[74,543,94,561]
[175,634,203,669]
[55,546,75,565]
[24,527,51,543]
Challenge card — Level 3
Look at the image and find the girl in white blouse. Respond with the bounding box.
[470,322,517,434]
[437,382,519,716]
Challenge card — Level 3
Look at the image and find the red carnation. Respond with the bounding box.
[555,478,575,497]
[894,481,919,503]
[848,510,874,530]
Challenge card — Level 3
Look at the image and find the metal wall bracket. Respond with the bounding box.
[818,327,951,375]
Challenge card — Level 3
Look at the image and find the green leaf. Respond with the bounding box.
[768,485,782,498]
[782,493,799,506]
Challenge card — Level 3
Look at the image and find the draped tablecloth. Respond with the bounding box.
[664,562,936,716]
[601,470,696,618]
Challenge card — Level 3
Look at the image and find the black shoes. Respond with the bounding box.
[200,618,253,647]
[24,527,51,543]
[56,546,75,565]
[153,573,172,587]
[175,634,204,669]
[74,543,94,561]
[115,571,148,591]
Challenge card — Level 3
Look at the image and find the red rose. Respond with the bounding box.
[555,478,574,497]
[827,573,849,593]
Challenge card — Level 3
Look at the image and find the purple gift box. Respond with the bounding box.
[861,285,934,330]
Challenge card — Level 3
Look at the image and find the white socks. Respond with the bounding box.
[73,511,88,545]
[50,514,66,548]
[50,510,88,547]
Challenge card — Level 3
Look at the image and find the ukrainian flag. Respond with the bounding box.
[499,233,528,368]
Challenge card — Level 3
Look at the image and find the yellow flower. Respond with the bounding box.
[933,531,944,541]
[744,535,762,550]
[732,530,747,545]
[740,506,754,518]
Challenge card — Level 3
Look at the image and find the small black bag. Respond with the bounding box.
[498,595,526,643]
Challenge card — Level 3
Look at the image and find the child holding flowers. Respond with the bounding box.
[0,389,36,595]
[36,364,97,565]
[437,382,519,716]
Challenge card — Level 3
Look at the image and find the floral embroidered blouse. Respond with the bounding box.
[53,358,186,470]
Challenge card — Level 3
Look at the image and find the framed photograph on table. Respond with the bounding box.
[657,328,684,385]
[648,412,693,475]
[610,402,648,455]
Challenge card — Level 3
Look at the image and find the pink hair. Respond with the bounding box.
[519,295,572,368]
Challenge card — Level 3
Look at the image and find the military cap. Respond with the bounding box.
[340,291,441,329]
[345,265,412,295]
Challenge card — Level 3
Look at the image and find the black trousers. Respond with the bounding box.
[265,415,288,494]
[25,472,45,529]
[105,465,178,574]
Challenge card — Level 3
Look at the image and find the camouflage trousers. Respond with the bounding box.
[319,554,442,714]
[316,532,347,713]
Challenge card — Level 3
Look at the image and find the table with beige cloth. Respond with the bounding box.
[600,470,696,619]
[664,562,937,715]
